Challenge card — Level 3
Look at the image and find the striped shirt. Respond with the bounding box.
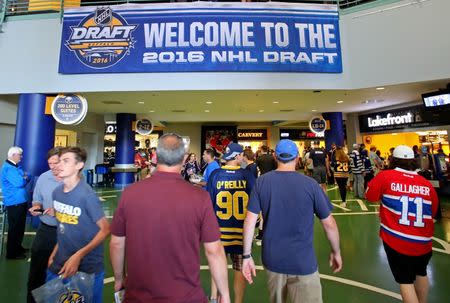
[366,168,438,255]
[349,150,364,174]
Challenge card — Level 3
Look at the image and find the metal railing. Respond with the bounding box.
[0,0,381,31]
[2,0,380,16]
[0,0,7,32]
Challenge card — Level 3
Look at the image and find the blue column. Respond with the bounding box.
[114,113,136,187]
[14,93,55,178]
[322,112,345,151]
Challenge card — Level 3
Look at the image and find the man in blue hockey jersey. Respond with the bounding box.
[207,143,256,303]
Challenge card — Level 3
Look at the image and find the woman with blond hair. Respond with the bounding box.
[332,146,350,206]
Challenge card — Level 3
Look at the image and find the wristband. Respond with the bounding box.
[242,254,252,259]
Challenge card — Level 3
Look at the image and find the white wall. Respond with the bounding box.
[56,112,106,168]
[0,0,448,93]
[164,123,202,159]
[341,0,450,87]
[0,96,18,124]
[0,98,18,171]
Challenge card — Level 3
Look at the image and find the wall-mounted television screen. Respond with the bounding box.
[422,90,450,110]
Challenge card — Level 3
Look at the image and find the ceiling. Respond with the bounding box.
[83,78,449,125]
[2,78,449,126]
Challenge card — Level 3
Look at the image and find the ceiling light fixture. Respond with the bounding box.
[259,110,264,112]
[273,101,279,104]
[312,109,317,112]
[204,109,210,113]
[206,101,213,104]
[337,100,344,104]
[138,101,144,104]
[149,110,155,113]
[376,87,385,90]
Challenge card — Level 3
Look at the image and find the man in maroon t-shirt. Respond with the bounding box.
[110,133,230,303]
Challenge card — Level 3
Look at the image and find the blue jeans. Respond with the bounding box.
[46,270,104,303]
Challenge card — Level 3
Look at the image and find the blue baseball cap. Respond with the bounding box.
[222,143,244,161]
[275,140,299,161]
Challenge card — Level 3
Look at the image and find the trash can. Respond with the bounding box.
[84,169,94,187]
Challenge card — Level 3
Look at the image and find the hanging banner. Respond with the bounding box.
[59,2,342,74]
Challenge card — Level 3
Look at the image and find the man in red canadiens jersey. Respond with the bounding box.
[366,145,438,303]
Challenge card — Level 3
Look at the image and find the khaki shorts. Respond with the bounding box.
[266,269,322,303]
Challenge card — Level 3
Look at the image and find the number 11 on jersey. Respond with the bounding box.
[398,196,425,228]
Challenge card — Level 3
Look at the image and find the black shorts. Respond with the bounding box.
[383,242,432,284]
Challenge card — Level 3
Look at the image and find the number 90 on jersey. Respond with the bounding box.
[216,191,249,220]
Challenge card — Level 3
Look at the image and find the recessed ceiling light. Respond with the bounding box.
[312,109,317,112]
[138,101,144,104]
[337,100,344,104]
[376,87,385,90]
[259,109,264,112]
[206,101,213,104]
[149,110,155,113]
[273,101,279,104]
[204,109,210,113]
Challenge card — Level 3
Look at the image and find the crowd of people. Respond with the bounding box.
[0,134,441,303]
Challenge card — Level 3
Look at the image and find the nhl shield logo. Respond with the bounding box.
[66,7,137,69]
[95,7,112,26]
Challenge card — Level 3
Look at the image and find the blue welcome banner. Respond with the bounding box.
[59,2,342,74]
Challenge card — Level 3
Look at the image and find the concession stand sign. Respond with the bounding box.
[359,105,449,133]
[238,129,268,141]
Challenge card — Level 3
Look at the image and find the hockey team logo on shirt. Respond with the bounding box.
[65,7,137,69]
[54,201,82,225]
[58,290,85,303]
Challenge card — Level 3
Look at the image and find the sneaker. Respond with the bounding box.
[210,299,218,303]
[341,202,347,208]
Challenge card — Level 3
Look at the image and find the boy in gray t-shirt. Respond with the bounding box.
[47,147,109,303]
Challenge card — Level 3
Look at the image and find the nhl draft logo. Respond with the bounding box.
[66,7,137,69]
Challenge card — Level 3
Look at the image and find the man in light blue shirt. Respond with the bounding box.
[198,148,220,188]
[27,147,62,303]
[1,146,30,259]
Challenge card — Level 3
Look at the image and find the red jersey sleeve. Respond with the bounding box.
[365,171,384,202]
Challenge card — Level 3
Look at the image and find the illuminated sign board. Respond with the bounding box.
[359,105,448,133]
[237,129,268,141]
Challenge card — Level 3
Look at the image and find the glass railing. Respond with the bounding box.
[2,0,380,16]
[0,0,383,31]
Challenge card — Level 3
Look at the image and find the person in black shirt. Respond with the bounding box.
[256,145,276,175]
[309,141,330,193]
[243,149,258,179]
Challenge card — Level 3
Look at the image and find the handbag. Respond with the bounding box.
[32,272,95,303]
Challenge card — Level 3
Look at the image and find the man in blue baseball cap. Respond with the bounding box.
[242,139,342,303]
[207,142,256,303]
